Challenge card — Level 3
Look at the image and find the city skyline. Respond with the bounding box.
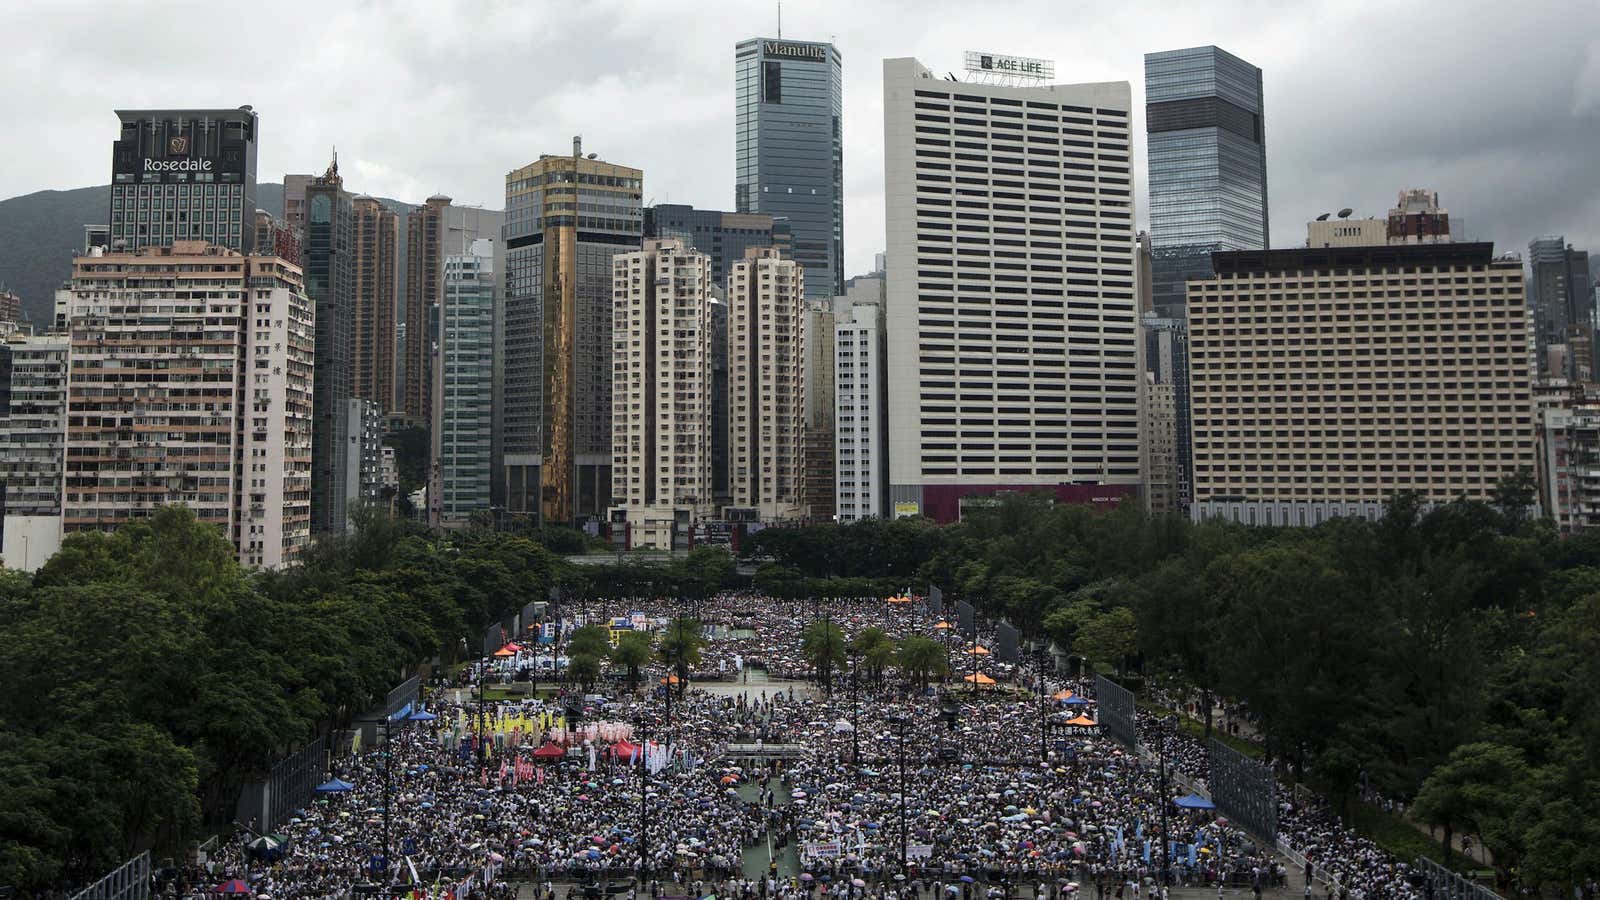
[3,1,1598,280]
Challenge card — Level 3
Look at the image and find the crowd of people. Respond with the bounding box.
[187,593,1430,900]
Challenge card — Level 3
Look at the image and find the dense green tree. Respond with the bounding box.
[895,635,949,689]
[610,630,654,691]
[851,627,897,684]
[801,619,847,693]
[656,616,704,695]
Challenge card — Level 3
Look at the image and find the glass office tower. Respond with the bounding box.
[735,38,843,300]
[1144,46,1268,318]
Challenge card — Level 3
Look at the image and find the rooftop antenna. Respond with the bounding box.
[777,0,781,37]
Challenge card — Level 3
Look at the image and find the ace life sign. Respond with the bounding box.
[964,51,1054,81]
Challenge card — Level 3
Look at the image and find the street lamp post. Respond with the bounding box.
[638,726,650,885]
[382,713,392,883]
[478,646,488,774]
[1037,645,1049,763]
[886,713,910,876]
[847,647,862,765]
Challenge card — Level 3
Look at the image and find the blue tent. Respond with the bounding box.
[1173,793,1215,810]
[1060,696,1091,706]
[407,710,439,722]
[315,778,355,793]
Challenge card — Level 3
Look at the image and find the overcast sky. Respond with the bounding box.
[6,0,1599,276]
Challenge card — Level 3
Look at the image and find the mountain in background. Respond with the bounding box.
[0,183,419,326]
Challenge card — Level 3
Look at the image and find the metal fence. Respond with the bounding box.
[68,851,149,900]
[385,675,420,718]
[1207,738,1277,842]
[1094,674,1137,749]
[1413,855,1502,900]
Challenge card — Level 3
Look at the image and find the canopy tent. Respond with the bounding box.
[1061,715,1097,727]
[214,880,253,895]
[609,741,641,761]
[886,595,914,604]
[1060,695,1091,706]
[493,646,518,658]
[407,709,440,721]
[659,675,681,685]
[1174,794,1216,810]
[532,742,567,758]
[962,672,996,685]
[314,778,354,793]
[933,621,954,630]
[1052,689,1075,700]
[964,645,992,656]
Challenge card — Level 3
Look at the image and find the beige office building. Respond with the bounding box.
[882,57,1142,522]
[1188,237,1534,525]
[727,246,806,522]
[608,239,715,549]
[61,241,315,566]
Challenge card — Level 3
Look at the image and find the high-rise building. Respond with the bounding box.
[709,294,731,508]
[1144,47,1267,320]
[109,107,258,255]
[402,195,449,424]
[1387,188,1451,243]
[254,209,302,264]
[503,138,643,524]
[727,246,806,521]
[801,301,837,522]
[299,158,356,535]
[644,204,791,289]
[1536,405,1600,533]
[353,196,400,411]
[0,335,69,516]
[609,239,715,548]
[434,239,497,525]
[1529,236,1593,381]
[883,57,1142,523]
[1140,373,1178,515]
[61,242,314,567]
[0,290,23,329]
[1188,234,1533,525]
[834,275,886,522]
[1142,313,1190,513]
[345,398,386,512]
[735,38,844,300]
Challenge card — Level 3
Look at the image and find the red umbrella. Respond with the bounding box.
[214,880,252,895]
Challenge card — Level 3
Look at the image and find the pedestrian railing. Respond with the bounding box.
[68,851,150,900]
[1413,855,1502,900]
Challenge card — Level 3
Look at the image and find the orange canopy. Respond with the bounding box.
[886,595,913,604]
[965,645,991,655]
[963,672,997,685]
[1052,689,1075,701]
[1063,714,1097,726]
[933,621,954,630]
[493,647,517,658]
[659,675,681,685]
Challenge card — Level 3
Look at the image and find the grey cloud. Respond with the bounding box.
[3,0,1598,276]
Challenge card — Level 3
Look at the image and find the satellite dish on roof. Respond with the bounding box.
[1315,213,1331,221]
[1337,208,1353,219]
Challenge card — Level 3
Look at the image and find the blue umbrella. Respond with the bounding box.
[315,778,355,793]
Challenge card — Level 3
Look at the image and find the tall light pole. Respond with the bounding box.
[847,646,862,764]
[886,713,910,875]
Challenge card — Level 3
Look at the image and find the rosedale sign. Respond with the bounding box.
[144,157,214,172]
[763,41,828,61]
